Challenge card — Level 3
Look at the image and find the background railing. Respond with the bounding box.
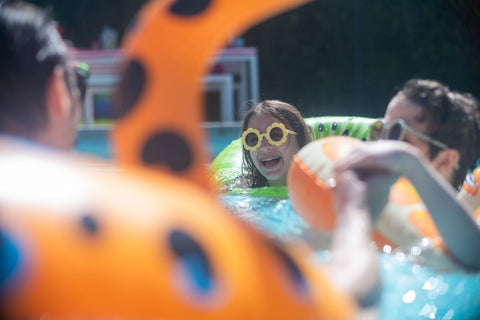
[69,47,259,127]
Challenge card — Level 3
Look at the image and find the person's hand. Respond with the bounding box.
[334,140,420,221]
[335,140,425,178]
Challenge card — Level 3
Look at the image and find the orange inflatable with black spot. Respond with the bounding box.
[288,136,445,251]
[111,0,311,190]
[0,0,358,319]
[0,141,354,320]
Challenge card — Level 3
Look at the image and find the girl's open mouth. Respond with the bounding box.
[261,156,281,169]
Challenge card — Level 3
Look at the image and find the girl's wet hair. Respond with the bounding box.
[241,100,312,187]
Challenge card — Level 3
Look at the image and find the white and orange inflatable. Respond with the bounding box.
[288,136,446,252]
[0,0,359,319]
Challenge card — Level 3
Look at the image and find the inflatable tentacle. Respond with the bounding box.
[111,0,313,189]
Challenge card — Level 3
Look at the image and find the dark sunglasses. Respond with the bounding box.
[369,119,449,150]
[70,60,90,103]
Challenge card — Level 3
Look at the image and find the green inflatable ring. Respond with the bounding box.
[307,116,376,140]
[209,116,376,198]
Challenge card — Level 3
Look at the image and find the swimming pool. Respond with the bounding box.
[75,124,241,160]
[76,125,480,320]
[222,194,480,320]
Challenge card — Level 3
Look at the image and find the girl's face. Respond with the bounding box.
[246,114,299,186]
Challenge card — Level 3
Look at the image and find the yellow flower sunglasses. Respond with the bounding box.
[241,122,297,151]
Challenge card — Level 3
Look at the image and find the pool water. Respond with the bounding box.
[76,127,480,320]
[75,125,240,160]
[76,127,112,159]
[221,194,480,320]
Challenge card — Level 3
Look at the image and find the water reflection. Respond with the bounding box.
[218,193,480,320]
[402,290,416,303]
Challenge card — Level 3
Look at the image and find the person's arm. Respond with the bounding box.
[327,170,381,318]
[336,141,480,270]
[398,149,480,269]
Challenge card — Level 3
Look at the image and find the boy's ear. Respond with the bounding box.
[432,149,460,174]
[46,66,70,118]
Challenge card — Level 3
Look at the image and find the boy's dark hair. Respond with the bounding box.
[0,1,76,135]
[398,79,480,188]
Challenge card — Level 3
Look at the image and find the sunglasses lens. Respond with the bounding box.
[245,132,259,147]
[269,126,285,142]
[388,123,402,140]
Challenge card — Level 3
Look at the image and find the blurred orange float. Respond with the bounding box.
[288,136,445,251]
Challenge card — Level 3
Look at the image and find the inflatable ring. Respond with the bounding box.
[0,0,358,319]
[210,116,376,196]
[306,116,376,140]
[209,138,244,190]
[288,136,446,251]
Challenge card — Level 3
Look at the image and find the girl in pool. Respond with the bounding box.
[237,100,312,188]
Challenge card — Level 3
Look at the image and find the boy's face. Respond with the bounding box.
[63,64,82,148]
[384,94,432,159]
[46,64,82,150]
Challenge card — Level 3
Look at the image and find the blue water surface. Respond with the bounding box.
[220,194,480,320]
[76,128,112,159]
[75,125,240,160]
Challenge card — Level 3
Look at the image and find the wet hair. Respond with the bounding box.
[241,100,312,187]
[395,79,480,189]
[0,1,77,135]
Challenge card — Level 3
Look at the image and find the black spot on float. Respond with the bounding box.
[169,0,212,16]
[318,123,324,132]
[342,129,349,136]
[331,122,338,130]
[113,59,146,119]
[80,214,99,235]
[269,240,308,297]
[168,229,213,293]
[141,131,193,172]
